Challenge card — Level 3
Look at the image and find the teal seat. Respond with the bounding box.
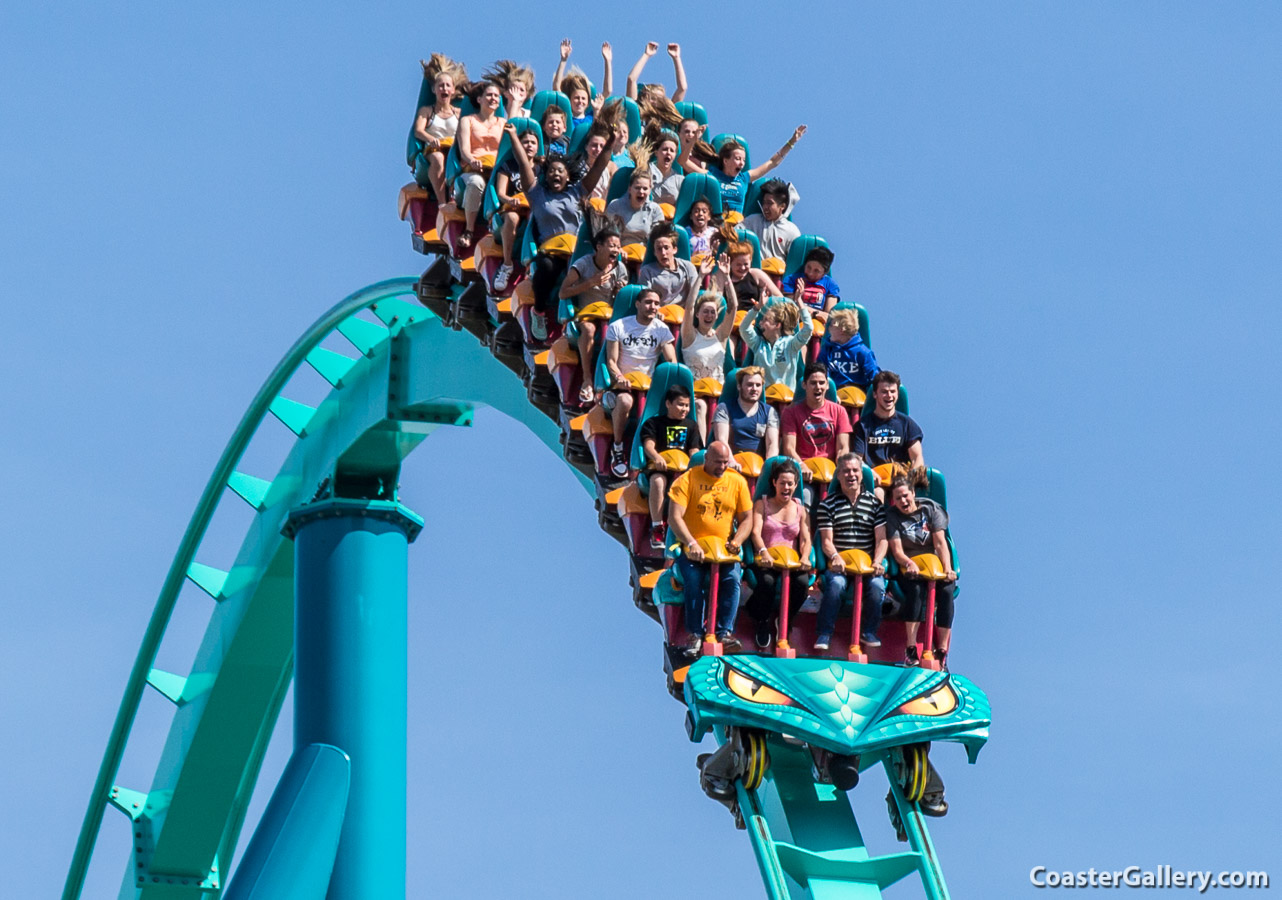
[641,225,692,264]
[674,100,708,133]
[528,90,572,127]
[827,301,873,349]
[482,118,543,223]
[859,383,909,417]
[741,176,798,223]
[605,164,634,203]
[784,235,832,277]
[672,174,723,225]
[565,121,592,156]
[711,133,751,168]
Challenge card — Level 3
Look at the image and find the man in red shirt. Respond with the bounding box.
[781,363,853,466]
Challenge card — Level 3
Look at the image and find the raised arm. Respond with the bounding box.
[677,134,708,175]
[580,123,620,196]
[667,43,688,101]
[552,38,571,92]
[714,253,739,341]
[626,42,658,100]
[739,304,764,352]
[600,42,613,98]
[680,260,705,346]
[504,123,537,197]
[748,125,806,181]
[756,268,783,298]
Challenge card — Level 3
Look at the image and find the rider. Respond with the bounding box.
[781,363,853,467]
[711,366,780,459]
[667,441,753,654]
[816,307,879,391]
[603,287,677,477]
[814,453,888,652]
[747,459,812,649]
[640,384,704,548]
[853,370,925,469]
[558,229,628,404]
[742,178,800,261]
[886,470,956,668]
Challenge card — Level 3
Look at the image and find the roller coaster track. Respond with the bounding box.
[64,266,978,899]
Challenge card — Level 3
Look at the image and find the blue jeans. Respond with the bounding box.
[818,573,886,640]
[678,555,742,637]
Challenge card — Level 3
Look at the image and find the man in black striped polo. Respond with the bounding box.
[813,452,888,651]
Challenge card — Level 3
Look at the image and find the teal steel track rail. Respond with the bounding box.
[63,278,418,898]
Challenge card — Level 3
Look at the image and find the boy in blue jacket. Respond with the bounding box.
[816,307,879,391]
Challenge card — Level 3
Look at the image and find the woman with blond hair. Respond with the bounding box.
[739,298,813,390]
[680,253,739,439]
[412,54,466,202]
[483,59,535,119]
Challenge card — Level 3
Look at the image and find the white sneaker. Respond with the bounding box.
[493,263,513,292]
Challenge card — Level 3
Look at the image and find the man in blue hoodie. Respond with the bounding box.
[816,307,879,391]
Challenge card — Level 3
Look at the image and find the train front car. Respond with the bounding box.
[686,657,990,897]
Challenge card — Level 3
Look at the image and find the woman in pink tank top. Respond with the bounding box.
[747,460,812,650]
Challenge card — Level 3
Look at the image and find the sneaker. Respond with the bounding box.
[685,634,703,656]
[649,523,666,550]
[861,632,882,649]
[814,635,831,651]
[453,229,474,258]
[609,443,628,478]
[904,645,921,667]
[718,632,742,651]
[920,792,948,817]
[754,623,773,650]
[935,648,949,670]
[493,263,513,292]
[530,311,548,342]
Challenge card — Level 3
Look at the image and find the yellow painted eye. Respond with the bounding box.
[725,667,795,706]
[892,681,958,717]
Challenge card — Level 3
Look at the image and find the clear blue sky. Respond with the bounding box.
[4,2,1279,897]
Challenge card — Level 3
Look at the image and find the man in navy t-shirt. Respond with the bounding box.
[853,370,925,469]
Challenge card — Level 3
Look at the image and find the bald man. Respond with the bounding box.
[667,442,754,653]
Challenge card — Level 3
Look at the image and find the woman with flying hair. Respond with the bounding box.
[412,53,467,202]
[483,59,535,119]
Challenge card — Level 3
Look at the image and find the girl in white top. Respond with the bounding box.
[413,65,463,203]
[681,252,739,440]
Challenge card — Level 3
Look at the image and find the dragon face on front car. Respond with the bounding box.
[683,656,991,761]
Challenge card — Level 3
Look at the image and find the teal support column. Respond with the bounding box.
[283,498,423,899]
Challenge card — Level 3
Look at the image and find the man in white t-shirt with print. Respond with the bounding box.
[603,286,677,477]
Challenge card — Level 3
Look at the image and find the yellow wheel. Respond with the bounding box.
[742,731,769,791]
[901,744,928,803]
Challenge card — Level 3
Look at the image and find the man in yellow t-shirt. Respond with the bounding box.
[668,441,754,654]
